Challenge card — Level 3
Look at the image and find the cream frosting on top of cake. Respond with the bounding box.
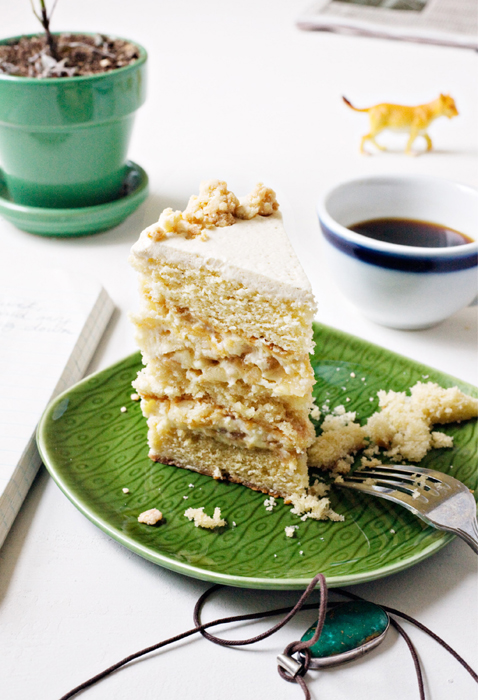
[131,211,314,302]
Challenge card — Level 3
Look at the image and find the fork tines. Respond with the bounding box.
[344,464,452,499]
[338,463,478,553]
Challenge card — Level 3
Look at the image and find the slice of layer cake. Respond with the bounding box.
[129,181,317,502]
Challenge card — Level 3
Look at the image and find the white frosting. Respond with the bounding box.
[131,212,314,303]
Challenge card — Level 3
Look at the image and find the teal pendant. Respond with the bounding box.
[299,601,390,668]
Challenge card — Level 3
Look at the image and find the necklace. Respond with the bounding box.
[59,572,478,700]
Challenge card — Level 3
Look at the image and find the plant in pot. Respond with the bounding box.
[0,1,148,236]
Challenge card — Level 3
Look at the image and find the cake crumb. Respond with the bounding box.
[212,465,222,479]
[285,525,299,538]
[309,381,477,473]
[361,457,383,468]
[414,474,429,489]
[308,411,366,472]
[138,508,163,525]
[331,456,354,475]
[431,431,454,449]
[308,479,330,498]
[122,487,130,494]
[264,496,277,512]
[184,506,226,529]
[120,406,127,413]
[290,493,344,522]
[188,483,195,488]
[366,381,477,462]
[130,393,140,401]
[310,405,321,420]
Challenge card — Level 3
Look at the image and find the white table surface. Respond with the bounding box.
[1,2,477,699]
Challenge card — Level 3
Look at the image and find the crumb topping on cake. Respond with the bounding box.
[145,180,279,241]
[235,183,279,219]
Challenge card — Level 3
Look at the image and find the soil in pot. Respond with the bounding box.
[0,33,140,78]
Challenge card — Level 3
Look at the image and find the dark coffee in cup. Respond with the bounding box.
[349,218,473,248]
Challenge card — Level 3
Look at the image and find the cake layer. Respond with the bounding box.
[133,268,314,355]
[131,299,314,396]
[147,427,309,501]
[137,381,315,449]
[141,396,313,452]
[134,361,314,423]
[130,213,317,355]
[134,348,314,400]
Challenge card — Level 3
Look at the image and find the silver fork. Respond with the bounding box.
[336,464,478,553]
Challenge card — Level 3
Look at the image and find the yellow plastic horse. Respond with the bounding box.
[343,94,458,155]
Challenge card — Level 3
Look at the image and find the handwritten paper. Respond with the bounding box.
[0,266,114,548]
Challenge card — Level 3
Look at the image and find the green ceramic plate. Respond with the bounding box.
[0,160,148,237]
[37,323,478,589]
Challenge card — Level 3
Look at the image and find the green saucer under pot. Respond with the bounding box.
[0,33,147,209]
[0,160,148,237]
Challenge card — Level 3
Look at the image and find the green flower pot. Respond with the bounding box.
[0,34,147,208]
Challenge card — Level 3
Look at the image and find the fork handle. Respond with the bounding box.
[455,516,478,554]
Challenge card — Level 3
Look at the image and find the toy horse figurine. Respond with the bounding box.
[343,94,459,155]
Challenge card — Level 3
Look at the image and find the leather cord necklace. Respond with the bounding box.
[59,572,478,700]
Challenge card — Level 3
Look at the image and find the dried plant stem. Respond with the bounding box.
[30,0,60,60]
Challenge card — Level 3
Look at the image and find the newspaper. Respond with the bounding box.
[297,0,478,49]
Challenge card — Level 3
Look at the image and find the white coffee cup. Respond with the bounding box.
[317,175,478,330]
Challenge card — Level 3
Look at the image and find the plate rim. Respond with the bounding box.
[36,323,475,590]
